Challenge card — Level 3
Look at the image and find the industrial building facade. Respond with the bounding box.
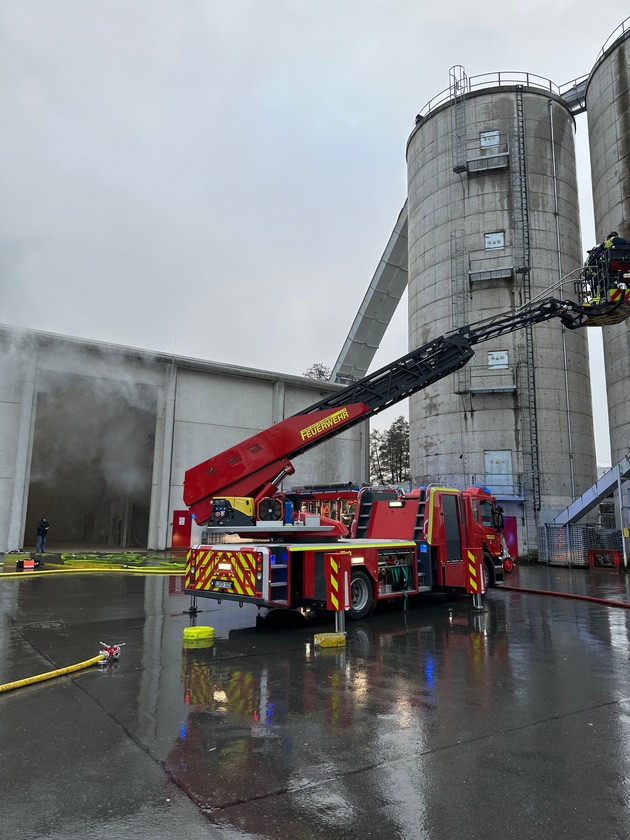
[0,326,367,553]
[2,20,629,559]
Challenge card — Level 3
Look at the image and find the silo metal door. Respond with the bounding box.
[485,450,513,496]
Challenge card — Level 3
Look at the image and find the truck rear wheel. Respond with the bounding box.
[348,569,374,620]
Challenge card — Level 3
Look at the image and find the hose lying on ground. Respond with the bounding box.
[0,654,107,694]
[1,567,182,579]
[501,583,630,609]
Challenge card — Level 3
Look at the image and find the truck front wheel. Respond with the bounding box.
[348,569,374,620]
[483,554,495,589]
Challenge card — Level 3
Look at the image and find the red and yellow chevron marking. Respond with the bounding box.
[226,671,257,715]
[467,549,479,594]
[609,288,630,303]
[181,660,214,706]
[328,556,340,611]
[187,549,259,596]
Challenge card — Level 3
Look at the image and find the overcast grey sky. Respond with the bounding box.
[1,1,628,463]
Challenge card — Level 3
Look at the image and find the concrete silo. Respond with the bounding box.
[406,71,596,551]
[585,19,630,467]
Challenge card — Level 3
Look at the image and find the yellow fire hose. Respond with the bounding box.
[0,654,107,694]
[1,567,182,579]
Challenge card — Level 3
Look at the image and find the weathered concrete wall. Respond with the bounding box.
[586,26,630,467]
[407,83,595,551]
[0,326,366,552]
[171,369,367,525]
[0,331,36,552]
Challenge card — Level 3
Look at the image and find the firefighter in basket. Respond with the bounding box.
[584,231,630,304]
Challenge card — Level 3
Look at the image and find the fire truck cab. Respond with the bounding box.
[347,484,510,589]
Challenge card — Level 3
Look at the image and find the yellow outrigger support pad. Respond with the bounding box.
[314,632,346,648]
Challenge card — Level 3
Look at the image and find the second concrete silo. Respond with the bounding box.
[407,70,596,551]
[585,18,630,468]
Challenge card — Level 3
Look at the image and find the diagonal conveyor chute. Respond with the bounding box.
[551,454,630,525]
[330,201,408,384]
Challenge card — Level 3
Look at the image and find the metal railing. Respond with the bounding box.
[471,474,524,499]
[412,18,630,127]
[538,525,623,567]
[416,71,566,120]
[558,75,588,97]
[468,251,514,281]
[468,366,516,394]
[596,16,630,59]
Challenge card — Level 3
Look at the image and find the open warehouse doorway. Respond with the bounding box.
[25,369,158,551]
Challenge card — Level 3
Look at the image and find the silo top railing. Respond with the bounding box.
[414,18,630,125]
[416,71,567,120]
[596,15,630,59]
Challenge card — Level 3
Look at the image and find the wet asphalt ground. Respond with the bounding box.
[2,562,630,839]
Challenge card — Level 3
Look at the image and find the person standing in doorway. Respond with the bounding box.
[36,516,49,554]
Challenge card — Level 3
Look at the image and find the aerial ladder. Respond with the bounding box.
[183,256,630,529]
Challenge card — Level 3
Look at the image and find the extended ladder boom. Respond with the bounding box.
[183,295,626,525]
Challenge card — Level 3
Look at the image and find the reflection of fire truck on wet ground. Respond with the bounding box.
[183,285,630,620]
[170,598,512,826]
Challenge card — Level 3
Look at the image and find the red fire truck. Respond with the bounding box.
[282,482,511,589]
[183,287,630,619]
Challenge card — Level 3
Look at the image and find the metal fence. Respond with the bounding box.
[538,525,623,567]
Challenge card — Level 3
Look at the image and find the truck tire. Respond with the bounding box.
[483,554,495,589]
[348,569,374,620]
